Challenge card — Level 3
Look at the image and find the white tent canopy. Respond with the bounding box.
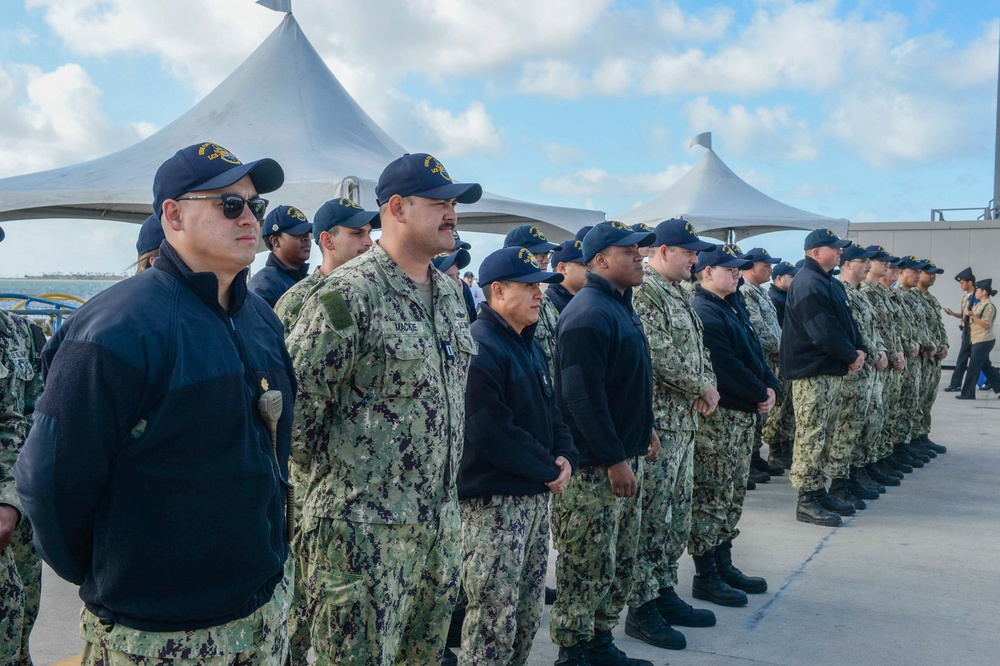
[0,12,603,241]
[615,136,849,242]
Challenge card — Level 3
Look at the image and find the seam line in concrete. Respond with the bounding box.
[739,521,847,632]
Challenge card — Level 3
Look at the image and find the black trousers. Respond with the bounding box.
[960,339,1000,398]
[949,328,972,388]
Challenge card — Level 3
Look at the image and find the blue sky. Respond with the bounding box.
[0,0,998,276]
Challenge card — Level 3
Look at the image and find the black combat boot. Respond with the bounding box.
[854,466,885,494]
[888,448,914,473]
[819,479,868,508]
[749,467,770,484]
[655,587,716,627]
[876,458,904,479]
[796,490,842,526]
[692,549,748,607]
[545,586,557,605]
[555,644,593,666]
[921,434,947,453]
[908,440,933,461]
[819,484,858,515]
[867,461,901,486]
[847,467,880,499]
[891,445,919,470]
[625,601,686,650]
[768,441,794,469]
[441,648,458,666]
[746,475,757,490]
[715,539,767,594]
[583,631,652,666]
[752,449,785,476]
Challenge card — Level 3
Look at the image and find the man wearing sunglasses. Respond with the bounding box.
[15,142,296,665]
[250,205,314,308]
[287,153,481,665]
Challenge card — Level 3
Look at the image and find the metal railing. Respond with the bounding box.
[930,206,994,221]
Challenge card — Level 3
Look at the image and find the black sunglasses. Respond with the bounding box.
[176,194,269,222]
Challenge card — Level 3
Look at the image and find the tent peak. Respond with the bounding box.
[257,0,292,14]
[690,132,712,151]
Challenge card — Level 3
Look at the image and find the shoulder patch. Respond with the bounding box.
[320,290,355,331]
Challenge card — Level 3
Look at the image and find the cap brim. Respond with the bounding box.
[284,221,314,236]
[924,267,944,274]
[433,249,472,272]
[506,270,564,285]
[0,226,5,243]
[670,239,716,252]
[340,210,381,230]
[454,240,473,250]
[526,241,561,253]
[191,157,285,196]
[615,231,657,248]
[414,182,483,204]
[832,239,852,248]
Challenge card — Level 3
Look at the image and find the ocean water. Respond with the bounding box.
[0,280,120,331]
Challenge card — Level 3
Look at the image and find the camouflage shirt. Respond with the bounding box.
[860,280,903,354]
[534,297,560,379]
[0,312,43,516]
[894,285,934,350]
[740,281,781,357]
[916,289,948,348]
[274,267,327,337]
[843,282,885,369]
[286,242,476,525]
[633,265,715,433]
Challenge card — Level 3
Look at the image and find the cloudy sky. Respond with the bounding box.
[0,0,997,277]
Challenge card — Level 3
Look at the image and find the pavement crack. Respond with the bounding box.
[739,523,844,632]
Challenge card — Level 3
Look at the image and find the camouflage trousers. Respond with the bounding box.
[550,461,643,648]
[1,546,23,666]
[459,494,549,666]
[790,376,845,492]
[831,367,876,478]
[298,503,461,665]
[915,356,941,439]
[763,374,795,451]
[893,358,922,445]
[854,369,887,467]
[688,407,754,557]
[2,516,40,666]
[753,359,779,454]
[628,428,694,607]
[876,369,904,460]
[287,467,309,666]
[80,556,293,665]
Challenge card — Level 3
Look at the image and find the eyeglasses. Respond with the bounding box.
[176,194,269,222]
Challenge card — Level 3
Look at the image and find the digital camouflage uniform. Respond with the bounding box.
[859,279,903,463]
[915,288,948,439]
[740,281,782,457]
[789,375,846,492]
[80,557,293,666]
[894,284,932,443]
[1,311,43,666]
[864,281,914,455]
[534,297,560,379]
[274,265,328,666]
[630,266,714,603]
[286,242,474,665]
[460,494,549,666]
[275,267,328,337]
[884,284,920,450]
[835,282,884,474]
[549,463,643,647]
[688,407,755,555]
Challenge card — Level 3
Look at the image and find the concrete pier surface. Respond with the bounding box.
[26,381,1000,665]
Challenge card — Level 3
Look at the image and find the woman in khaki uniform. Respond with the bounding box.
[958,279,1000,400]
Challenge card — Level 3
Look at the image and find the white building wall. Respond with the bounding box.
[847,220,1000,368]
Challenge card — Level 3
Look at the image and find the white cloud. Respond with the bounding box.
[683,97,818,161]
[540,142,585,165]
[540,163,692,198]
[656,3,734,42]
[0,61,150,177]
[414,100,503,158]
